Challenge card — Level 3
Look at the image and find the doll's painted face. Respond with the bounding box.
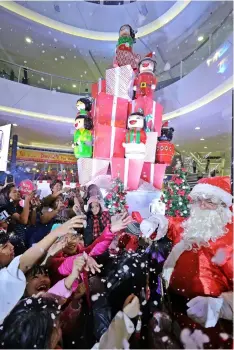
[119,25,130,37]
[76,100,85,111]
[140,59,155,73]
[128,114,144,129]
[75,117,85,130]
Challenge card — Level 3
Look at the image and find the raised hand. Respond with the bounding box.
[83,253,102,274]
[71,256,86,278]
[52,215,87,238]
[110,213,132,233]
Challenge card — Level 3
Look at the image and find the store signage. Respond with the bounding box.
[16,149,76,164]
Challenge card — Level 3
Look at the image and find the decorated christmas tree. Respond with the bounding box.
[161,163,191,218]
[104,177,127,215]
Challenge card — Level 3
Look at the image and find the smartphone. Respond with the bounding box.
[6,174,14,184]
[0,209,11,222]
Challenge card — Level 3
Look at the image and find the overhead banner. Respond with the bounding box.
[16,149,76,164]
[0,124,11,171]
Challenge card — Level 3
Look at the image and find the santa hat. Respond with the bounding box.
[190,176,232,207]
[138,52,157,71]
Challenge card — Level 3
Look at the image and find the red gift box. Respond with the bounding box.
[93,124,126,160]
[128,96,163,135]
[93,92,128,129]
[77,158,109,185]
[111,158,144,191]
[156,141,175,165]
[91,78,106,99]
[141,162,167,190]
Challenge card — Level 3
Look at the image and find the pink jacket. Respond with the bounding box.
[58,226,114,276]
[48,278,77,298]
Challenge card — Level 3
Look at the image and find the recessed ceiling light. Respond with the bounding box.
[176,144,179,147]
[197,36,204,42]
[200,138,205,141]
[25,37,32,43]
[72,84,77,88]
[204,146,207,149]
[13,123,18,126]
[195,126,200,130]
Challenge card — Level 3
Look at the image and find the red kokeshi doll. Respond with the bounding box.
[133,53,157,99]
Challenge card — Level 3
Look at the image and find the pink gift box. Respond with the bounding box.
[77,158,109,185]
[141,162,167,190]
[91,78,106,99]
[106,65,134,100]
[93,124,126,160]
[111,158,144,191]
[128,96,163,135]
[93,92,128,129]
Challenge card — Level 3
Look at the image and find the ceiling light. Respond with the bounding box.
[72,84,76,88]
[200,138,205,141]
[197,36,204,42]
[204,146,207,149]
[176,144,179,147]
[195,126,200,130]
[25,37,32,43]
[13,123,18,126]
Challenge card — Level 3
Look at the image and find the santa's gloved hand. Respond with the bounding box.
[187,296,223,328]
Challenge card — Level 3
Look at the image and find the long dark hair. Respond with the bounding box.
[0,297,60,349]
[84,202,104,246]
[1,184,16,202]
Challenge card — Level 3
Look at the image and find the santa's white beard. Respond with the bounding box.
[181,204,232,250]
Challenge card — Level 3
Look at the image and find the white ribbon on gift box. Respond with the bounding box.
[123,159,129,190]
[110,127,116,158]
[150,163,155,185]
[98,78,102,93]
[111,96,118,127]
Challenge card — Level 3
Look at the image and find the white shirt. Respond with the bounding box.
[0,255,26,323]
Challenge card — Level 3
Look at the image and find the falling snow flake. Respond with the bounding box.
[91,293,100,301]
[107,282,112,288]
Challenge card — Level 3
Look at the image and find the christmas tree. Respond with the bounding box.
[161,165,191,218]
[104,177,127,216]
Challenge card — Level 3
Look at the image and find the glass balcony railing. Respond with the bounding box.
[0,10,232,95]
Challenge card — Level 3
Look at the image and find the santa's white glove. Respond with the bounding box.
[140,214,168,241]
[187,296,223,328]
[123,296,140,319]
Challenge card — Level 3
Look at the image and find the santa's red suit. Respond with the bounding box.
[141,177,233,348]
[133,72,157,99]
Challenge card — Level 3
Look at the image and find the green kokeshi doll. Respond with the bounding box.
[73,115,93,158]
[73,98,93,158]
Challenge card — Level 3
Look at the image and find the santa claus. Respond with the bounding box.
[140,176,233,348]
[133,53,157,100]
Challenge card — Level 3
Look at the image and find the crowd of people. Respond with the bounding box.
[0,176,233,349]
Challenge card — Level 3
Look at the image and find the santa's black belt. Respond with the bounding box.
[140,82,151,88]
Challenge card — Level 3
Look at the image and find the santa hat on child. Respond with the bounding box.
[190,176,232,207]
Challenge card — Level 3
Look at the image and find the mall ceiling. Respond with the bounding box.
[0,0,233,86]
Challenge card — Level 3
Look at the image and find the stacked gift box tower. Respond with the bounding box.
[77,63,174,190]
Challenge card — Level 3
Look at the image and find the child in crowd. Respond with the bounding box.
[84,197,111,246]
